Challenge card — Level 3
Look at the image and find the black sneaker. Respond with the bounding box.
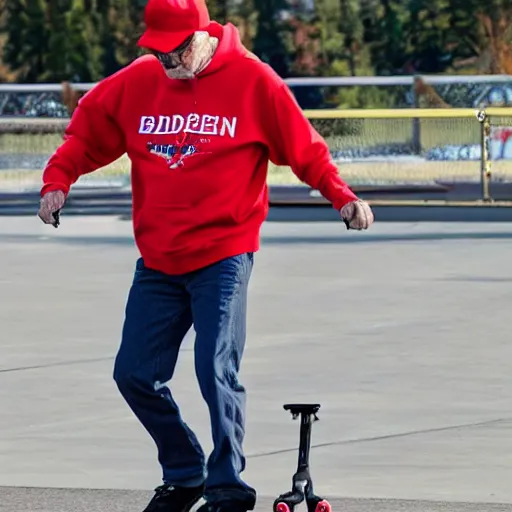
[143,483,205,512]
[196,503,251,512]
[196,490,256,512]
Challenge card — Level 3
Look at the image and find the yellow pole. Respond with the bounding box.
[476,109,492,202]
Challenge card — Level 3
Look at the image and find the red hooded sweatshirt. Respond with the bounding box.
[41,22,359,275]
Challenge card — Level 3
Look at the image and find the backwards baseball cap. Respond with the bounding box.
[137,0,211,53]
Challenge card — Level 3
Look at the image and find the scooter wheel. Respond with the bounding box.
[275,502,291,512]
[315,500,331,512]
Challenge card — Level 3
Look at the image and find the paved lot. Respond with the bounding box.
[1,217,512,511]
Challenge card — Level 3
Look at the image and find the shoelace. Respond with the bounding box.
[153,484,176,498]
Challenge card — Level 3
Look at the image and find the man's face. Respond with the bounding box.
[151,34,197,79]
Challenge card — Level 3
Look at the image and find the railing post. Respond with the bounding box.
[411,75,421,155]
[477,109,492,202]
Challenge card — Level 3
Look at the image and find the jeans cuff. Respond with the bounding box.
[164,471,206,488]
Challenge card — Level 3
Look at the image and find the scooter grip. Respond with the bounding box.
[52,209,61,228]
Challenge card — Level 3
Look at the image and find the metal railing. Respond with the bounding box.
[2,107,512,215]
[304,107,512,202]
[1,74,511,93]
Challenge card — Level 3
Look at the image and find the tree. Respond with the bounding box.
[206,0,228,24]
[65,0,103,81]
[252,0,291,77]
[448,0,512,74]
[3,0,49,82]
[362,0,411,75]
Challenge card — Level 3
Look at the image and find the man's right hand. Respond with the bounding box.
[340,199,374,230]
[38,190,66,227]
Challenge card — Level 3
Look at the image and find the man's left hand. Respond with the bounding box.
[340,199,374,230]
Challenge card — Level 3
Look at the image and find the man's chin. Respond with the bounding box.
[165,68,195,80]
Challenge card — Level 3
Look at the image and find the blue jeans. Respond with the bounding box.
[113,253,255,506]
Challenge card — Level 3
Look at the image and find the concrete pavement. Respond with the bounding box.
[1,217,511,510]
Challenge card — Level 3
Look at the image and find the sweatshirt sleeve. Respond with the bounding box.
[264,82,358,210]
[41,81,126,197]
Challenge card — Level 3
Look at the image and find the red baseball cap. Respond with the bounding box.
[137,0,211,53]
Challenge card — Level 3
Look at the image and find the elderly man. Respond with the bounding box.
[37,0,374,511]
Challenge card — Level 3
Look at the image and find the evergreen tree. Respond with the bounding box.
[407,0,454,73]
[363,0,411,74]
[1,0,511,89]
[3,0,49,82]
[44,0,73,81]
[252,0,291,76]
[206,0,228,24]
[66,0,103,81]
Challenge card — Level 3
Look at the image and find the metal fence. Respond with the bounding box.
[2,74,512,91]
[3,106,512,217]
[3,75,512,217]
[2,74,512,117]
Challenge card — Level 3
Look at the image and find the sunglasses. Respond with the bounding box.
[151,35,194,69]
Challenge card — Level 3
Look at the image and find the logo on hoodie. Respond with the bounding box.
[146,134,211,170]
[141,113,237,169]
[139,114,237,138]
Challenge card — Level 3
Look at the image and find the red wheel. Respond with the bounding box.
[276,502,291,512]
[315,500,331,512]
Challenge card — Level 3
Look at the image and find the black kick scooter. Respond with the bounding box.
[273,404,331,512]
